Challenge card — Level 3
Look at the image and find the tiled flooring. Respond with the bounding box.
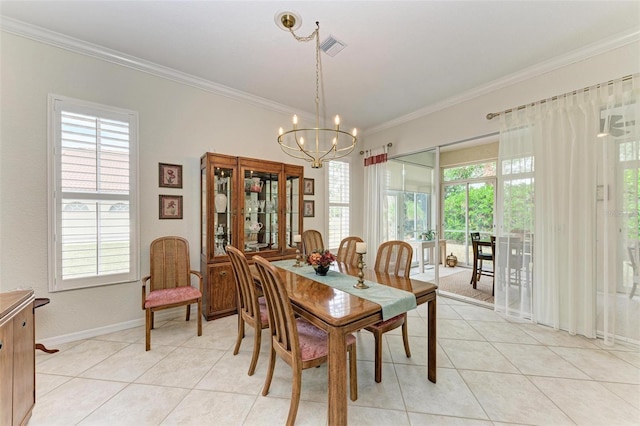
[32,296,639,425]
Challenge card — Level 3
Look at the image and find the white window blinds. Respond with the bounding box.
[328,160,350,250]
[49,95,138,291]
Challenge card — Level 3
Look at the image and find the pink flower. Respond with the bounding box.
[306,250,336,267]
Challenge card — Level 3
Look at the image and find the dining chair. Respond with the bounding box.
[470,232,494,287]
[253,255,358,425]
[141,236,202,351]
[226,246,269,376]
[494,236,522,296]
[366,240,413,383]
[337,236,364,266]
[301,229,324,256]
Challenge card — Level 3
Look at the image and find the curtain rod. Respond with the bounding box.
[360,142,392,155]
[485,74,634,120]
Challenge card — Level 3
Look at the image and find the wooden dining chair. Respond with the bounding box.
[470,232,494,286]
[337,236,364,266]
[366,240,413,382]
[253,255,358,425]
[141,236,202,351]
[226,246,269,376]
[301,229,324,256]
[494,236,523,296]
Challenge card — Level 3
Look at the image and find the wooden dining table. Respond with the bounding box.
[270,261,437,425]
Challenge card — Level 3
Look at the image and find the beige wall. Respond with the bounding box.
[439,141,499,168]
[2,30,638,343]
[0,33,328,341]
[363,42,640,154]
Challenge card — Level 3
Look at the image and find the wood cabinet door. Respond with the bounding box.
[204,263,237,320]
[12,302,34,425]
[0,317,14,426]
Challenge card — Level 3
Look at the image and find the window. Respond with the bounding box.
[48,95,138,291]
[328,160,350,250]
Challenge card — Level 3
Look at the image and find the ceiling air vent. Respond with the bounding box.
[320,35,346,57]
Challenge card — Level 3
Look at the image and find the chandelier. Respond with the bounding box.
[276,14,357,168]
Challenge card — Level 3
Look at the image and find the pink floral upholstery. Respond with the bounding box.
[368,314,404,330]
[296,317,356,361]
[145,286,202,309]
[258,296,269,325]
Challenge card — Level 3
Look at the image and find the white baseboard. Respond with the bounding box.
[36,307,197,348]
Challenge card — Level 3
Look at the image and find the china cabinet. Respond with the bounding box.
[201,153,303,320]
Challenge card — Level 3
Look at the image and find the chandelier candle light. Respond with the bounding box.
[276,14,357,168]
[354,242,369,289]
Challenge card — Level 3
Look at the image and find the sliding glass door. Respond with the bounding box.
[387,149,439,275]
[442,174,496,266]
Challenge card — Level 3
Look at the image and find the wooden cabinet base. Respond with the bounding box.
[0,290,35,426]
[202,261,237,320]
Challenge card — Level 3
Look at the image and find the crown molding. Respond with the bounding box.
[0,16,312,120]
[2,17,638,136]
[365,27,640,136]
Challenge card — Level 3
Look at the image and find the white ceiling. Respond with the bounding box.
[1,1,639,133]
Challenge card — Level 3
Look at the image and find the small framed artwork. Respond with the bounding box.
[159,163,182,188]
[303,200,315,218]
[159,195,183,219]
[303,178,315,195]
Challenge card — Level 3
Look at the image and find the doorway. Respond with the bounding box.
[387,149,439,282]
[390,137,499,305]
[442,172,496,266]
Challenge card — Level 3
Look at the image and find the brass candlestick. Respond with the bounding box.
[293,242,302,267]
[353,252,369,289]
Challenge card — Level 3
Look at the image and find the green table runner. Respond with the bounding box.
[272,260,417,320]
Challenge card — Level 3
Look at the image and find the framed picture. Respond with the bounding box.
[159,195,183,219]
[303,200,315,218]
[159,163,182,188]
[303,178,315,195]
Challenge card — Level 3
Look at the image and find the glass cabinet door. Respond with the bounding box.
[213,167,233,257]
[241,167,279,255]
[201,166,207,258]
[285,174,301,251]
[284,164,303,255]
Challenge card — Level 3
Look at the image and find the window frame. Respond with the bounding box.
[327,159,351,251]
[47,94,139,292]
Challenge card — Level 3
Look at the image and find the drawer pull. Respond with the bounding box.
[0,342,3,350]
[219,271,227,277]
[22,321,27,327]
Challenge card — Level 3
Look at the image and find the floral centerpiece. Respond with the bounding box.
[307,249,336,276]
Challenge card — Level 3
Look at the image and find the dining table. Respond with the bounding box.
[407,239,447,273]
[267,260,438,425]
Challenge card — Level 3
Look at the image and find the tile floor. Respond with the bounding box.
[31,296,640,425]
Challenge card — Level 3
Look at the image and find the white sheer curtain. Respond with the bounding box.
[495,122,535,319]
[363,146,389,266]
[599,76,640,345]
[496,74,639,342]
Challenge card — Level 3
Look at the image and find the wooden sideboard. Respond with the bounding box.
[0,290,35,426]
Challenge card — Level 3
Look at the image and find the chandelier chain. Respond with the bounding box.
[288,24,321,124]
[278,20,357,168]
